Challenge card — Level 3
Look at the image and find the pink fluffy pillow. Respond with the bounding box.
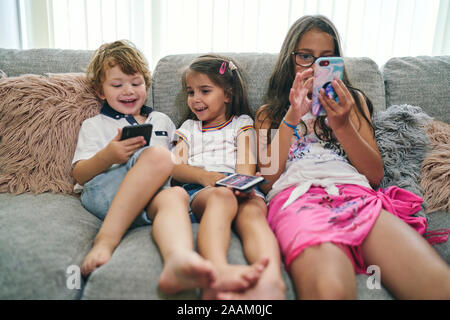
[0,73,101,194]
[420,120,450,213]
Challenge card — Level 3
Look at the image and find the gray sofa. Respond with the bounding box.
[0,48,449,300]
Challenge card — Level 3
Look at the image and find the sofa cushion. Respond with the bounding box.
[426,211,450,264]
[152,54,385,127]
[344,57,386,113]
[420,120,450,213]
[381,56,450,123]
[0,73,102,194]
[82,223,299,299]
[0,48,93,77]
[80,221,393,300]
[0,193,100,299]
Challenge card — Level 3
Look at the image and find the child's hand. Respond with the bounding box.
[200,171,227,187]
[319,79,354,132]
[229,171,261,200]
[286,69,313,125]
[103,128,146,165]
[228,187,255,200]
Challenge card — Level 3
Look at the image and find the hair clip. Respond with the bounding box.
[228,60,237,71]
[219,62,227,74]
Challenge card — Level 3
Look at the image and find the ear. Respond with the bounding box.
[224,89,232,104]
[96,90,105,101]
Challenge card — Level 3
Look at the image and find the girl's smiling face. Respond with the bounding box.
[185,71,231,127]
[98,64,147,116]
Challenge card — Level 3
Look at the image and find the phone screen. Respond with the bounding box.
[216,174,264,191]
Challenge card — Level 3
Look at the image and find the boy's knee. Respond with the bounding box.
[139,146,173,171]
[168,186,189,204]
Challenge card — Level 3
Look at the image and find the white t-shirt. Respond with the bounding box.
[72,104,177,167]
[175,115,254,173]
[266,113,371,209]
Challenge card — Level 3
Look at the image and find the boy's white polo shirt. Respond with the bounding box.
[72,103,177,169]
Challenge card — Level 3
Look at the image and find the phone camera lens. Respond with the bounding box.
[319,60,330,66]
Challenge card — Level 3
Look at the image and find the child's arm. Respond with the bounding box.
[171,139,226,187]
[256,70,313,194]
[235,129,257,176]
[255,109,296,194]
[72,128,146,185]
[319,79,384,187]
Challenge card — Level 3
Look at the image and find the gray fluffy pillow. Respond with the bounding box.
[373,104,433,216]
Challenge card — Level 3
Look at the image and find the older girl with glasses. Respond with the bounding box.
[255,15,450,299]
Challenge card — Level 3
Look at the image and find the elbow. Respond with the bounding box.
[369,166,384,189]
[72,164,86,186]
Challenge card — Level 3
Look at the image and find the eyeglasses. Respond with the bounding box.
[291,52,331,67]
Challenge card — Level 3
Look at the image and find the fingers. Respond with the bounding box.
[122,136,146,146]
[113,128,123,141]
[292,69,313,90]
[319,79,352,114]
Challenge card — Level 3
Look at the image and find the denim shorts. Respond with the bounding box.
[182,172,266,223]
[80,147,164,228]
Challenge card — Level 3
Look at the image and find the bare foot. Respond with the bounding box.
[158,251,218,294]
[81,238,117,276]
[216,271,286,300]
[202,258,269,300]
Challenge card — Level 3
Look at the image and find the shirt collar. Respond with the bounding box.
[100,102,153,125]
[200,117,234,132]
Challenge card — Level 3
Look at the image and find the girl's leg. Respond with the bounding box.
[191,187,267,298]
[361,210,450,299]
[148,186,217,294]
[290,243,357,299]
[218,196,286,299]
[81,146,173,276]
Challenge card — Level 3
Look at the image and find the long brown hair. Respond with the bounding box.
[181,54,251,122]
[258,15,373,143]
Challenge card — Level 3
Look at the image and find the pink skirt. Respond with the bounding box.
[267,184,427,274]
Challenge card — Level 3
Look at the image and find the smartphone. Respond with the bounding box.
[311,56,344,116]
[120,123,153,146]
[215,173,265,193]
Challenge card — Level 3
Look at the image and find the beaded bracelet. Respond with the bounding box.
[282,118,301,140]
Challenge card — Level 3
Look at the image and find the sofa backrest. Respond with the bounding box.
[381,56,450,124]
[0,48,386,127]
[0,48,93,76]
[152,53,386,127]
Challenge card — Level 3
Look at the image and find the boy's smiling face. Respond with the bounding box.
[98,64,147,116]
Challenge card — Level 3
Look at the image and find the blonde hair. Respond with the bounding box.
[86,40,151,95]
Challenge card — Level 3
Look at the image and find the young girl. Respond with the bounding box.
[172,54,286,300]
[255,15,450,299]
